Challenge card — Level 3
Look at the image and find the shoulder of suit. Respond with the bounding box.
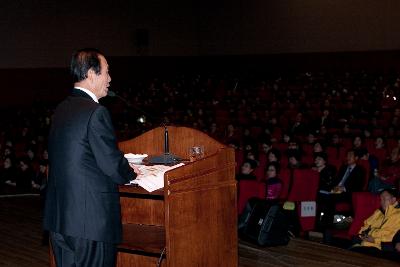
[89,105,111,120]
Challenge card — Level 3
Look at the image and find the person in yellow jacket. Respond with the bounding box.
[351,188,400,257]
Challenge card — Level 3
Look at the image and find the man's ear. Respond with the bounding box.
[87,68,96,82]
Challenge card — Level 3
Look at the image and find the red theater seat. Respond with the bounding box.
[330,192,380,240]
[235,150,244,173]
[358,160,370,191]
[287,169,320,232]
[237,180,260,214]
[327,146,345,170]
[279,168,291,200]
[369,148,387,166]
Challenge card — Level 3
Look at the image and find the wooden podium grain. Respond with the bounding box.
[49,126,238,267]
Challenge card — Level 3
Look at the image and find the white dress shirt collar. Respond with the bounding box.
[74,87,99,103]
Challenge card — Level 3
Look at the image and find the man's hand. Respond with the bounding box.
[379,175,388,181]
[395,242,400,252]
[332,186,345,193]
[129,163,142,176]
[361,235,375,243]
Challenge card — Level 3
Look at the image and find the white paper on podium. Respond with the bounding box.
[126,163,184,192]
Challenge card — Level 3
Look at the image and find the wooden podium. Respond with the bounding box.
[116,126,237,267]
[49,126,237,267]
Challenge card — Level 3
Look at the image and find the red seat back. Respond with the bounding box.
[235,150,244,173]
[327,146,346,170]
[278,168,291,200]
[287,169,320,232]
[287,169,319,202]
[237,180,260,214]
[369,148,387,166]
[347,192,380,237]
[253,165,265,182]
[358,160,370,191]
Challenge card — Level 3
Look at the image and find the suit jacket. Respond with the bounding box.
[44,89,136,243]
[336,164,365,193]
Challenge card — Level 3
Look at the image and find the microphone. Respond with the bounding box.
[107,90,131,107]
[107,89,181,165]
[107,90,117,97]
[108,89,150,120]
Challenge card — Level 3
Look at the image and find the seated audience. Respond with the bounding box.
[333,149,365,195]
[351,188,400,257]
[314,152,337,192]
[236,159,258,181]
[287,150,303,169]
[264,162,282,201]
[318,149,365,229]
[1,157,17,193]
[15,157,35,193]
[32,159,48,192]
[313,141,325,154]
[369,147,400,194]
[267,148,281,165]
[353,135,365,150]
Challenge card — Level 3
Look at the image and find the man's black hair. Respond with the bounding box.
[70,48,103,83]
[314,151,328,162]
[268,148,281,161]
[266,161,280,174]
[243,159,258,170]
[379,187,398,198]
[355,147,369,158]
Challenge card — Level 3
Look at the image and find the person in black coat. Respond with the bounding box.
[43,49,138,267]
[15,157,34,193]
[319,149,365,231]
[236,159,258,181]
[0,156,17,193]
[333,149,365,195]
[314,152,337,192]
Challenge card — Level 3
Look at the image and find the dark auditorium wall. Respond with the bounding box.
[0,0,199,69]
[197,0,400,55]
[1,0,400,106]
[1,0,400,69]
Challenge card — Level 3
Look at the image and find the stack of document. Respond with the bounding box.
[127,163,185,192]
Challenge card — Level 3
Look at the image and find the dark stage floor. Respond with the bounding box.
[0,195,398,267]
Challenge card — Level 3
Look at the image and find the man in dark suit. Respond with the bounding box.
[333,149,365,194]
[44,48,137,267]
[319,149,366,232]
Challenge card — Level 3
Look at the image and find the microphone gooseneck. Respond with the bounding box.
[107,90,116,97]
[108,89,180,165]
[164,126,169,154]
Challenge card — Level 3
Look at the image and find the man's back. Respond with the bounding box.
[44,90,133,243]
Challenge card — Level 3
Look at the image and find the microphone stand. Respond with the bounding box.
[147,125,182,165]
[107,90,181,165]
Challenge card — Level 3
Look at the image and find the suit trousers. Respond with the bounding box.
[50,232,117,267]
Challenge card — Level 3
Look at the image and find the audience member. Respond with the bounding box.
[318,150,365,229]
[314,152,337,192]
[1,157,17,193]
[236,159,258,181]
[351,188,400,257]
[15,157,35,193]
[287,150,303,169]
[334,149,365,194]
[264,162,282,201]
[267,148,281,165]
[369,147,400,193]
